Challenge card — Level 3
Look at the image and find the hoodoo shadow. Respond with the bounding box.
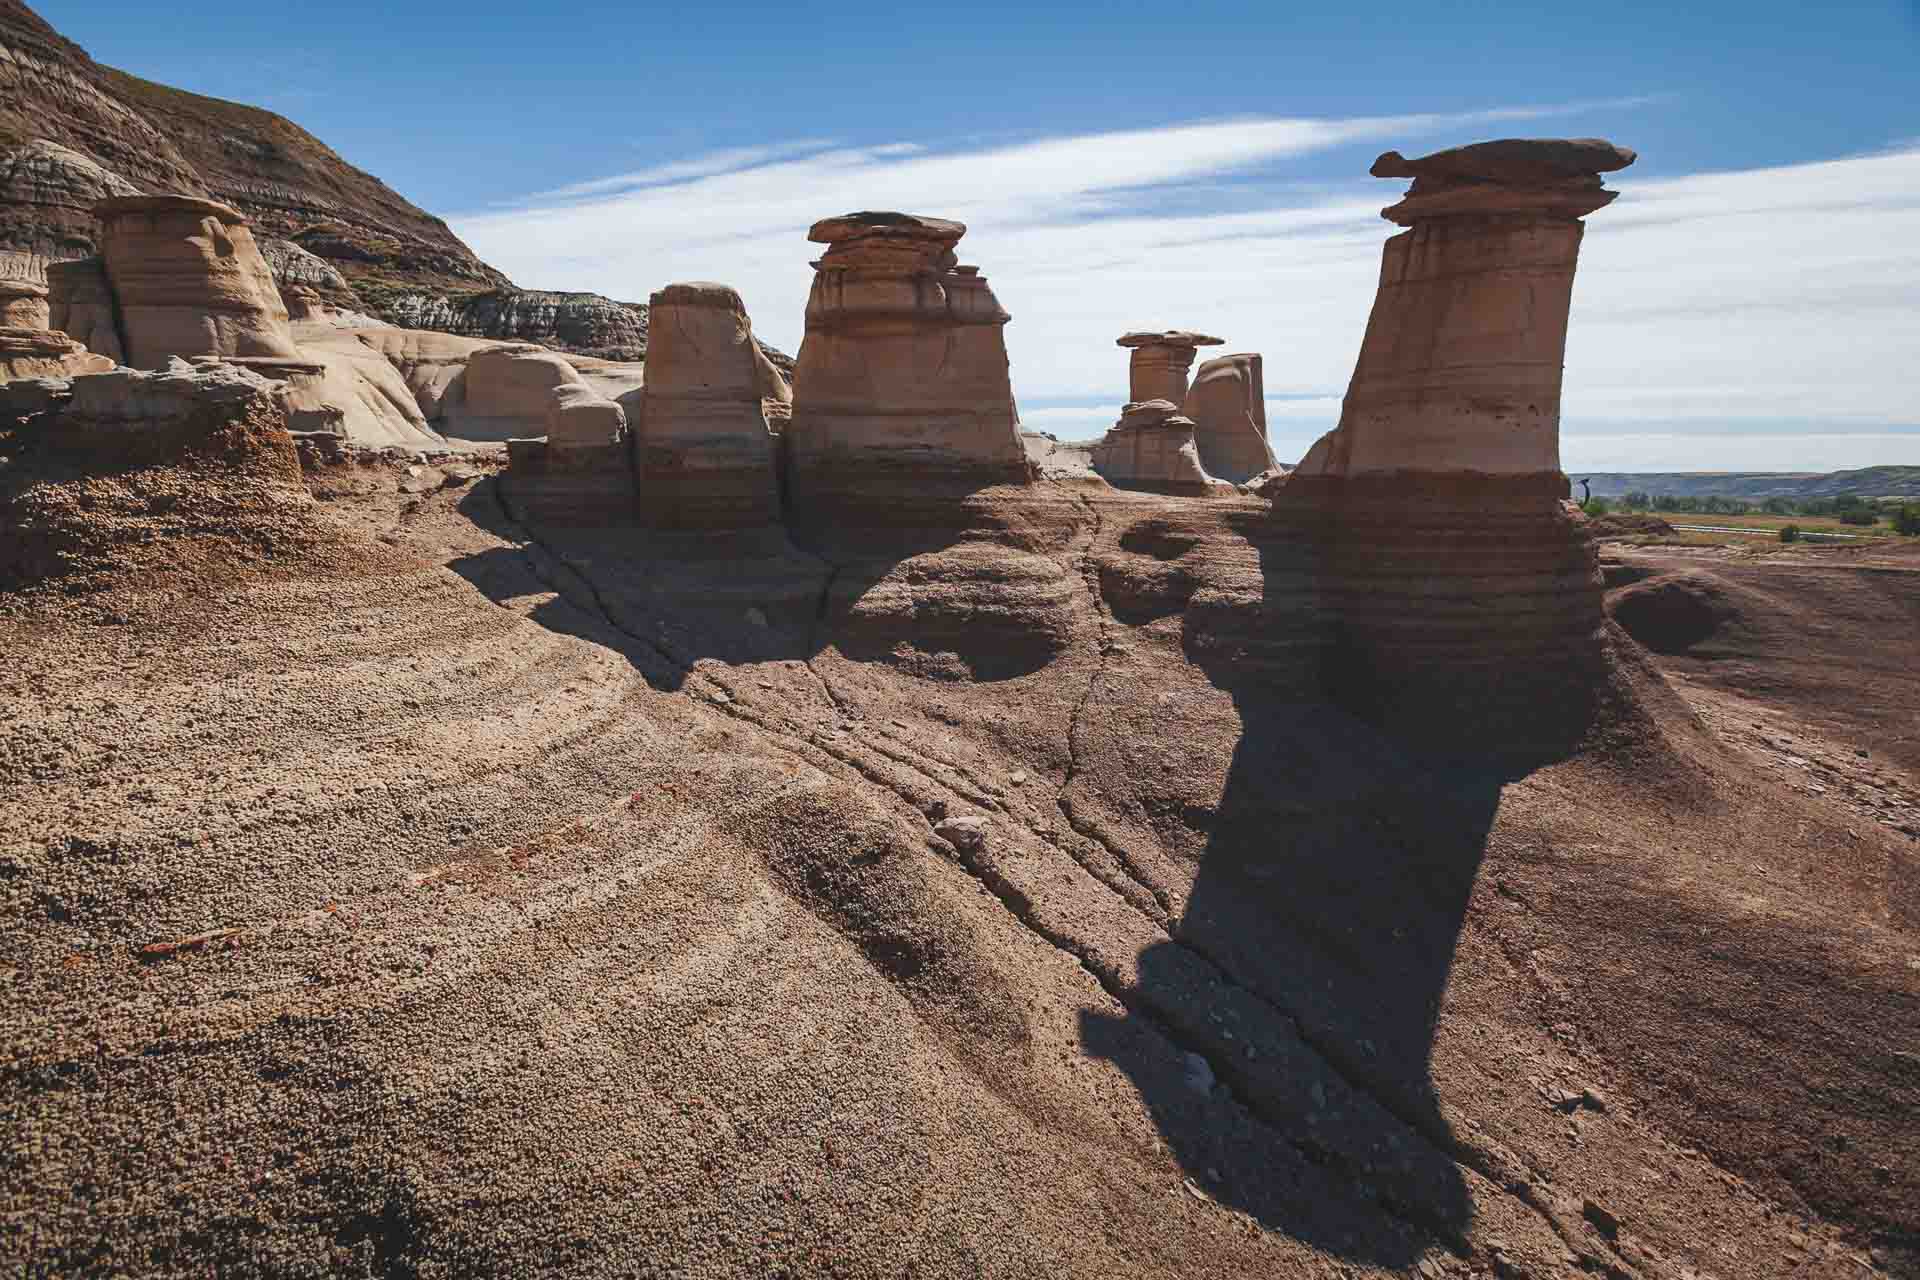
[1074,498,1603,1265]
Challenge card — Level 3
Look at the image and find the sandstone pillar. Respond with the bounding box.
[1182,352,1279,483]
[1279,138,1635,754]
[784,212,1029,524]
[93,194,305,370]
[1117,330,1221,407]
[634,282,778,528]
[1089,400,1233,497]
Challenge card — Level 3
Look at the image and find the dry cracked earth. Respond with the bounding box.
[3,447,1917,1279]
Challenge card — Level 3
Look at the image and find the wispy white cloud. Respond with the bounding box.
[527,138,844,200]
[455,108,1920,472]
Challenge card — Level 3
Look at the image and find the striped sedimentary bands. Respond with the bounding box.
[1275,139,1635,747]
[780,212,1030,532]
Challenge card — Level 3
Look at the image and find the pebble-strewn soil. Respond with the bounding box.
[3,454,1916,1278]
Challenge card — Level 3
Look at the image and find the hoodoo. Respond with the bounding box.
[1117,329,1222,405]
[782,212,1029,525]
[632,282,779,528]
[1280,137,1636,746]
[1089,399,1234,497]
[93,195,307,370]
[1182,352,1279,483]
[44,258,125,366]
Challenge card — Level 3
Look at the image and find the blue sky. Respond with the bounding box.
[45,0,1920,470]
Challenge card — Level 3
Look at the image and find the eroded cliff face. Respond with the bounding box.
[371,288,652,363]
[0,0,682,361]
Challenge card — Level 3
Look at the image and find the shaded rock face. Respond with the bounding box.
[1182,353,1279,484]
[631,281,778,528]
[1089,400,1233,498]
[784,212,1030,525]
[44,256,123,364]
[1277,137,1634,751]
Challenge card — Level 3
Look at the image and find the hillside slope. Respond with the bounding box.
[0,0,652,359]
[1583,466,1920,500]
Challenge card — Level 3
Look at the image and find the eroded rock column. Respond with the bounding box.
[1182,352,1279,483]
[93,195,305,369]
[1089,399,1233,497]
[1118,330,1221,406]
[633,282,778,528]
[784,212,1029,526]
[46,257,126,366]
[1279,138,1636,752]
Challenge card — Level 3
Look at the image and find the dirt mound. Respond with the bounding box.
[1585,510,1676,538]
[1605,567,1762,652]
[0,367,390,600]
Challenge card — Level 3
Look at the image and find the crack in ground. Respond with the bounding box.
[481,479,1628,1271]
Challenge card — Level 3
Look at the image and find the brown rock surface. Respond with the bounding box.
[1118,329,1223,405]
[784,211,1029,525]
[1280,137,1635,746]
[1089,399,1233,497]
[1181,352,1278,484]
[94,193,304,369]
[44,254,123,364]
[0,276,45,326]
[630,281,777,528]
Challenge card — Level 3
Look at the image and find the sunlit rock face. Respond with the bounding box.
[93,194,306,370]
[1182,352,1278,484]
[1117,329,1221,406]
[783,212,1030,528]
[632,282,778,529]
[1276,138,1636,752]
[1089,399,1234,498]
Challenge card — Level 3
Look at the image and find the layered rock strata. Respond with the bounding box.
[630,282,778,528]
[93,194,304,369]
[491,348,633,525]
[0,274,110,379]
[1279,137,1635,750]
[44,256,123,364]
[1089,400,1233,498]
[1182,352,1279,483]
[783,212,1030,527]
[1118,329,1222,405]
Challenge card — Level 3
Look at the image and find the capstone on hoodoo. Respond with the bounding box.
[783,212,1030,522]
[1277,136,1636,747]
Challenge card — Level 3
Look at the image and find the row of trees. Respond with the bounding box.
[1604,490,1920,534]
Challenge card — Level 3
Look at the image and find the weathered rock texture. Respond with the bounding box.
[0,273,109,379]
[0,1,693,363]
[1279,137,1635,747]
[784,212,1029,524]
[44,255,122,363]
[1089,400,1233,498]
[0,276,45,326]
[1181,352,1279,483]
[86,194,443,448]
[631,282,777,528]
[1118,330,1221,406]
[93,194,303,369]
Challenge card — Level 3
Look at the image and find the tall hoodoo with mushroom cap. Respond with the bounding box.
[782,212,1030,528]
[1279,138,1636,751]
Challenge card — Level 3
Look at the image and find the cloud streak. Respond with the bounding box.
[455,106,1920,472]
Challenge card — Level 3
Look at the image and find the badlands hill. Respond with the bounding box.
[0,0,656,359]
[1582,467,1920,501]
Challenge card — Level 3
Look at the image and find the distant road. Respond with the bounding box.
[1670,524,1870,540]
